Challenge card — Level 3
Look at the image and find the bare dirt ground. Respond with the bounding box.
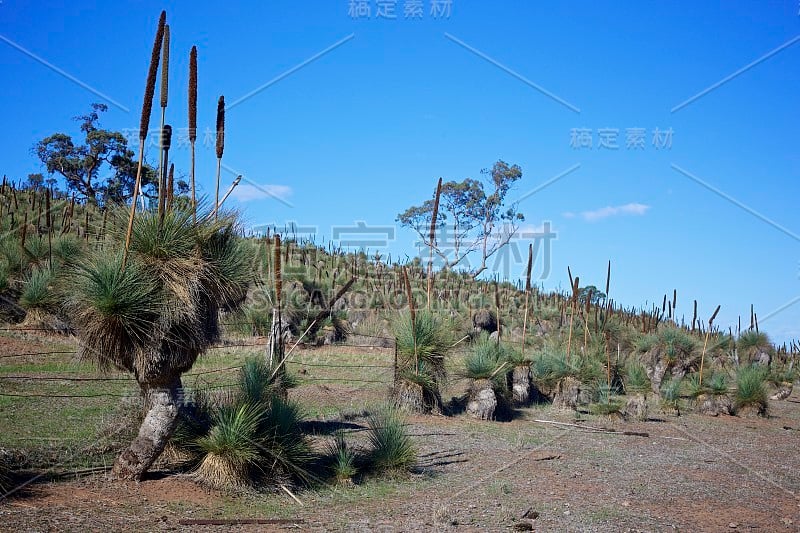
[3,389,799,532]
[2,332,799,532]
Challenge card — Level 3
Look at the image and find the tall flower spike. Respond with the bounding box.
[215,95,225,159]
[140,10,166,140]
[160,24,170,108]
[188,46,197,142]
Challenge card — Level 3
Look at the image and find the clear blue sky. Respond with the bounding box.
[1,1,799,343]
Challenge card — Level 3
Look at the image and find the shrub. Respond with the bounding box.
[393,310,451,402]
[660,376,682,411]
[19,267,56,312]
[531,348,572,389]
[589,383,623,416]
[325,430,358,483]
[463,333,508,385]
[172,361,313,489]
[624,361,650,394]
[735,365,768,414]
[365,408,416,473]
[708,372,728,396]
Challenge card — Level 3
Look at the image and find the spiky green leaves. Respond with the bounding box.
[735,365,768,414]
[365,408,416,473]
[19,267,57,312]
[69,253,160,372]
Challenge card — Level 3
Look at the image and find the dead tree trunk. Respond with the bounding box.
[112,377,182,481]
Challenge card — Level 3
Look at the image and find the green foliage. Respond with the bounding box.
[34,103,158,203]
[19,267,56,312]
[735,365,768,413]
[684,373,708,399]
[708,372,728,396]
[463,333,508,382]
[23,235,49,266]
[658,327,698,362]
[768,366,798,386]
[634,333,658,354]
[737,331,773,363]
[325,430,358,482]
[68,252,160,371]
[531,349,572,389]
[0,238,28,276]
[624,361,650,394]
[52,234,85,266]
[173,361,314,489]
[589,384,623,416]
[365,408,416,473]
[660,376,682,408]
[393,310,451,397]
[395,160,524,276]
[69,208,253,381]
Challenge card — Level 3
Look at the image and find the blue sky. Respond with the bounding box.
[1,1,799,342]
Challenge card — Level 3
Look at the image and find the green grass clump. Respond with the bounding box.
[531,348,573,389]
[463,333,508,383]
[660,376,682,410]
[734,365,768,414]
[325,430,358,483]
[365,408,416,473]
[589,384,623,416]
[172,360,314,489]
[19,267,57,312]
[708,372,728,396]
[623,361,650,394]
[684,373,708,399]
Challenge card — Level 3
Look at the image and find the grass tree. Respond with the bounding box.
[393,309,451,413]
[68,208,253,480]
[463,333,511,420]
[734,365,769,417]
[737,331,773,367]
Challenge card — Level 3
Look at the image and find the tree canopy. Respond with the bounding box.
[33,103,163,204]
[397,160,525,278]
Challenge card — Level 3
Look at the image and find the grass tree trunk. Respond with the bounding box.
[113,377,182,480]
[466,379,497,420]
[394,379,425,414]
[622,393,649,421]
[511,365,532,405]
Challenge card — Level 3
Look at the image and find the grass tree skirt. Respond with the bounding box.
[694,393,733,417]
[113,378,182,480]
[552,376,585,410]
[394,379,426,414]
[466,379,497,420]
[736,402,768,418]
[622,393,648,421]
[511,365,532,405]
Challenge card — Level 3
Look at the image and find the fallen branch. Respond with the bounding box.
[532,418,649,438]
[281,484,304,505]
[178,519,304,526]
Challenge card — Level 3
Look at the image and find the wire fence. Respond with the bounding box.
[0,332,398,400]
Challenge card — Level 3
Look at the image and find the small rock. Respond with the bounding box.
[728,523,738,529]
[563,510,571,516]
[512,521,534,531]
